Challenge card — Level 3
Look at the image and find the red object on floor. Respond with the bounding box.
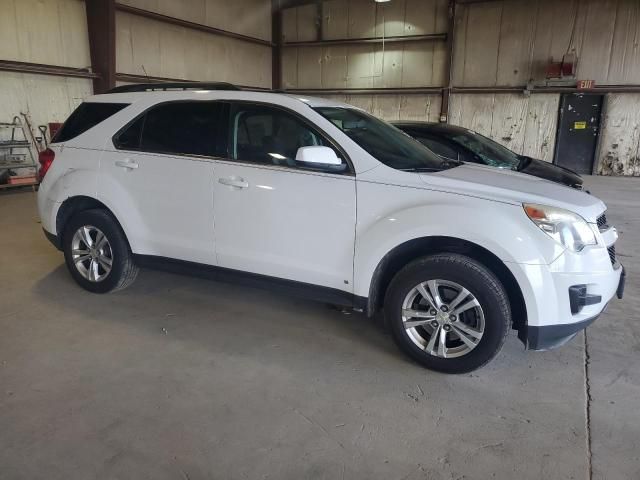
[7,175,37,185]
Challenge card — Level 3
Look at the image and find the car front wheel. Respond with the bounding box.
[385,254,510,373]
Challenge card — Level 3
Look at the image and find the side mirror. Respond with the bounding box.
[295,146,342,166]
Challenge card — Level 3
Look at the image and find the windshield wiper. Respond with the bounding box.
[400,160,460,172]
[517,155,532,171]
[399,167,441,172]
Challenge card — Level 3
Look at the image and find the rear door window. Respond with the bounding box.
[114,101,228,157]
[115,116,144,151]
[53,103,129,143]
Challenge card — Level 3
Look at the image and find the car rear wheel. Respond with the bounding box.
[62,209,138,293]
[384,254,510,373]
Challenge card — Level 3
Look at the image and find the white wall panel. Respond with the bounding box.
[116,12,271,88]
[606,1,640,84]
[523,94,561,163]
[452,1,502,87]
[0,73,91,130]
[453,0,640,87]
[0,0,90,68]
[322,0,348,40]
[283,0,447,89]
[597,94,640,176]
[314,94,441,123]
[449,93,559,162]
[0,0,91,143]
[119,0,271,41]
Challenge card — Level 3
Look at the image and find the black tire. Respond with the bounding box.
[384,254,510,374]
[62,209,139,293]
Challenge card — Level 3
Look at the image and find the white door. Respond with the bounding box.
[98,101,226,264]
[212,103,356,291]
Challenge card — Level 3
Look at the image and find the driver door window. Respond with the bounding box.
[230,105,346,172]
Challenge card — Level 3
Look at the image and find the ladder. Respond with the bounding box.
[0,116,38,191]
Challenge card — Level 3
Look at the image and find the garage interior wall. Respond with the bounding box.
[116,0,272,88]
[0,0,93,128]
[1,0,638,176]
[281,0,640,175]
[0,0,272,132]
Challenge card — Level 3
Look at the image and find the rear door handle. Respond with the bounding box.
[218,177,249,189]
[115,159,139,170]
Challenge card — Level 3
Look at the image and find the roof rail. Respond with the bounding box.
[107,82,242,93]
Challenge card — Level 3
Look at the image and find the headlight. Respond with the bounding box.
[523,203,596,252]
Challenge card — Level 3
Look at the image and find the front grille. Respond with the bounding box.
[608,245,616,265]
[597,212,608,231]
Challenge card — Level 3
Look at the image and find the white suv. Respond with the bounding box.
[37,82,625,373]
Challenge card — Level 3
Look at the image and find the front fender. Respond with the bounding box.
[352,183,564,298]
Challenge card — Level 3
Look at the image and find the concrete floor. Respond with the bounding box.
[0,175,638,480]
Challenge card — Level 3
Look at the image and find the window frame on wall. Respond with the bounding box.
[112,100,229,159]
[225,101,355,176]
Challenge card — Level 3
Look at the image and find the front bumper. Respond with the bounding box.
[527,313,600,350]
[507,246,623,350]
[524,264,625,350]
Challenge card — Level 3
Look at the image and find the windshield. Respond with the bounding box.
[440,129,522,169]
[314,107,454,172]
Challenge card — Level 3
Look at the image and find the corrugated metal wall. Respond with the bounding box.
[0,0,272,132]
[598,94,640,176]
[449,93,559,162]
[1,0,639,176]
[312,93,442,122]
[0,0,92,128]
[282,0,447,89]
[116,0,272,88]
[283,0,640,176]
[453,0,640,87]
[118,0,272,41]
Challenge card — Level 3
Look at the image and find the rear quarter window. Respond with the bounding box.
[53,103,129,143]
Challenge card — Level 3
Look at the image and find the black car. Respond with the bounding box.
[393,122,583,189]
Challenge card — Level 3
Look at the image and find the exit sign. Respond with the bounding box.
[577,80,595,90]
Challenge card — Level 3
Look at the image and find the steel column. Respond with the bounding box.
[86,0,116,93]
[272,0,283,90]
[440,0,456,122]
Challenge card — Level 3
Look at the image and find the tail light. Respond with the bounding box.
[38,148,55,181]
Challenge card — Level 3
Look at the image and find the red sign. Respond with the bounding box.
[577,80,595,90]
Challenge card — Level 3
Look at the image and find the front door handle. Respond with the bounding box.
[115,159,139,170]
[218,177,249,189]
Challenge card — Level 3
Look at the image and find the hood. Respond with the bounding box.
[519,157,583,188]
[421,163,605,222]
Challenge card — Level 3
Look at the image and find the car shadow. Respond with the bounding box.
[32,263,411,371]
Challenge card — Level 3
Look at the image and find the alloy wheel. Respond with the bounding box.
[70,225,113,282]
[401,279,485,358]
